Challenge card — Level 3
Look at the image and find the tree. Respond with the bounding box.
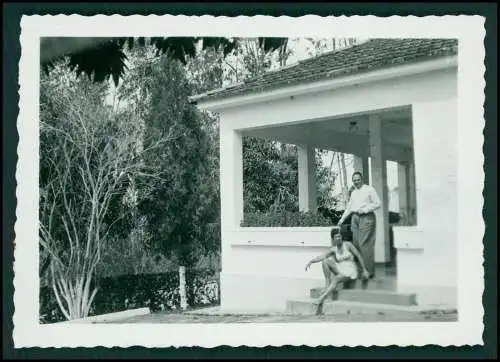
[304,37,360,57]
[39,61,173,319]
[225,39,337,214]
[221,38,296,213]
[302,38,362,209]
[41,37,287,86]
[119,53,217,266]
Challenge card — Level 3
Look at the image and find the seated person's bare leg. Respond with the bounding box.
[313,275,350,315]
[321,258,340,290]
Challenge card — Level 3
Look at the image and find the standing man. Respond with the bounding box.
[337,171,381,279]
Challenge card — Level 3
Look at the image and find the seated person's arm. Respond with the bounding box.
[305,250,335,271]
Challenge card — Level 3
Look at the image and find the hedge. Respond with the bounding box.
[39,268,220,324]
[240,210,335,227]
[240,209,401,227]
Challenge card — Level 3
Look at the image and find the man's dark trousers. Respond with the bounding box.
[351,212,376,276]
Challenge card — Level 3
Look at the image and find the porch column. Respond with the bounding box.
[353,156,370,184]
[397,161,409,225]
[368,114,390,263]
[297,145,317,211]
[218,121,243,310]
[219,125,244,229]
[407,158,417,225]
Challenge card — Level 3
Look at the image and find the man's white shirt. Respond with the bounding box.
[345,184,381,215]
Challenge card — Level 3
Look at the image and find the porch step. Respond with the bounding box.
[311,277,397,293]
[310,288,417,306]
[286,298,426,317]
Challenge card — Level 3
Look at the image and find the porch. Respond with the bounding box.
[190,38,458,312]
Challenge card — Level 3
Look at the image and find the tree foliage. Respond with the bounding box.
[114,50,219,266]
[39,61,173,319]
[41,37,287,87]
[38,37,346,320]
[223,39,338,214]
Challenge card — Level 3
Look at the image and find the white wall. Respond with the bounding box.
[394,95,458,306]
[218,66,458,310]
[219,68,457,129]
[225,228,331,278]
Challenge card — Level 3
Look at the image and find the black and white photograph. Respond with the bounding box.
[13,14,485,348]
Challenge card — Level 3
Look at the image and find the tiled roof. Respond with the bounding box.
[190,38,458,103]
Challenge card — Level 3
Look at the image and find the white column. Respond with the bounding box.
[397,162,409,225]
[220,126,243,228]
[297,145,317,211]
[396,99,457,300]
[407,159,417,225]
[219,122,243,310]
[369,114,390,263]
[353,156,369,184]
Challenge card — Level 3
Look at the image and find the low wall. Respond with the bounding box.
[223,227,333,280]
[394,226,457,307]
[220,272,322,311]
[220,227,332,310]
[221,227,457,311]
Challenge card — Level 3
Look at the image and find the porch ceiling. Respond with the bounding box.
[243,107,413,162]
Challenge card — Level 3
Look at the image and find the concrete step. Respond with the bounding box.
[310,288,417,306]
[310,277,396,294]
[367,278,397,290]
[286,298,428,317]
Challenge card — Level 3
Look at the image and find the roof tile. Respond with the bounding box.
[190,38,458,103]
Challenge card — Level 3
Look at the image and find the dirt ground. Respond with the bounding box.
[101,310,458,324]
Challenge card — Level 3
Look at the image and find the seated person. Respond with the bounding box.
[305,227,370,315]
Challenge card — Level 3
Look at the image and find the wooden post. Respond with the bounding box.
[179,266,188,311]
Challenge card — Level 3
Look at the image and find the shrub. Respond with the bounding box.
[241,209,401,228]
[240,210,334,227]
[39,268,220,324]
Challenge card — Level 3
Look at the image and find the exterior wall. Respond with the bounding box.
[218,67,458,311]
[221,228,332,311]
[225,228,331,279]
[221,273,323,312]
[218,68,457,130]
[394,95,458,307]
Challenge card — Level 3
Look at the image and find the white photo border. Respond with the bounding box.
[14,14,486,348]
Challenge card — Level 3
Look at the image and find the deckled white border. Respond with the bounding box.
[14,15,485,348]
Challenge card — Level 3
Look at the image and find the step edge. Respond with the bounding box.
[311,288,415,296]
[287,299,432,312]
[309,289,416,298]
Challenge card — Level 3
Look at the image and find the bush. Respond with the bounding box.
[241,209,401,228]
[39,268,220,324]
[241,210,334,227]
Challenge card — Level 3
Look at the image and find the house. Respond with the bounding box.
[189,38,458,312]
